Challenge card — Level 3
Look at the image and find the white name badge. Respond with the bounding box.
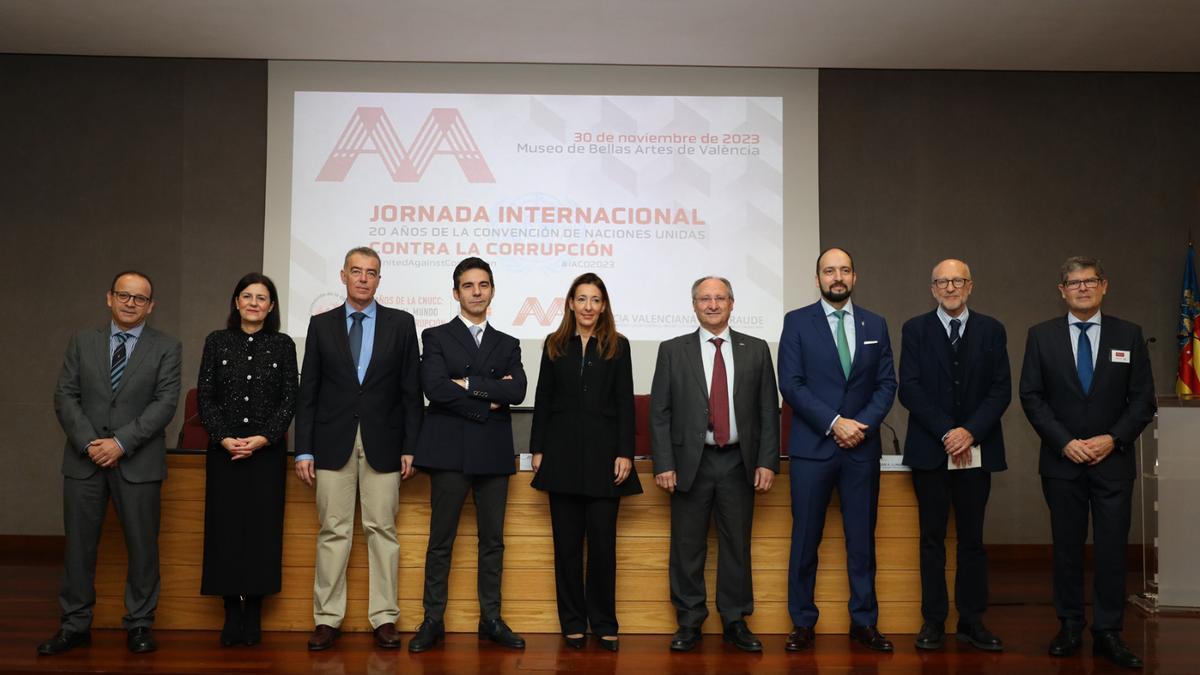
[1111,349,1131,364]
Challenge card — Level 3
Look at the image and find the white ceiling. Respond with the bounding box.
[2,0,1199,72]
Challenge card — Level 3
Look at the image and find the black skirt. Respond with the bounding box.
[200,436,287,596]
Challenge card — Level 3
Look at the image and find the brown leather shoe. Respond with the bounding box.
[785,625,815,652]
[373,622,402,649]
[307,624,340,651]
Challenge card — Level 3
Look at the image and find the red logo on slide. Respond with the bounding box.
[513,297,565,327]
[317,107,495,183]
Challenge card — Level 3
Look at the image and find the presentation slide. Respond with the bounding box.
[288,92,783,341]
[264,62,819,395]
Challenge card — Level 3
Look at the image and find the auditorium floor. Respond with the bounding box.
[2,554,1195,674]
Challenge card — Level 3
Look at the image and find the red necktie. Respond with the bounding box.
[709,337,730,446]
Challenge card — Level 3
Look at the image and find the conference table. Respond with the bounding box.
[91,454,954,634]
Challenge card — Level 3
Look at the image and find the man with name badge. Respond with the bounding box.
[1020,256,1155,670]
[778,248,897,653]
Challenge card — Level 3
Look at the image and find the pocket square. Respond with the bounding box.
[863,340,879,345]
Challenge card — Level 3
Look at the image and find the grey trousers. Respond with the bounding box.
[669,446,755,628]
[60,469,161,632]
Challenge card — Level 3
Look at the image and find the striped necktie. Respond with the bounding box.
[111,332,133,392]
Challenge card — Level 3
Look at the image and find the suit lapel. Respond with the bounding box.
[809,306,845,382]
[729,329,747,400]
[362,308,390,385]
[116,329,153,395]
[476,323,500,365]
[1091,320,1114,396]
[332,307,357,377]
[1053,317,1086,397]
[95,327,114,398]
[685,331,709,400]
[928,311,952,378]
[847,310,869,380]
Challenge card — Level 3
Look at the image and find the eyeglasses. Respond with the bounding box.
[111,290,151,307]
[1062,277,1102,290]
[932,278,971,289]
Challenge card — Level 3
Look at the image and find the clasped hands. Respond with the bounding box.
[221,435,269,461]
[944,426,975,468]
[86,438,123,468]
[1062,434,1115,465]
[831,416,868,449]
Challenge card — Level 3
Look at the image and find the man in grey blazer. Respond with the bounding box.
[650,276,780,652]
[38,271,182,656]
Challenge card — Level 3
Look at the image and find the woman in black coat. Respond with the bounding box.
[197,273,297,646]
[531,273,642,651]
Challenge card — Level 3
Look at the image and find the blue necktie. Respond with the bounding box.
[349,312,365,369]
[1076,322,1095,393]
[110,332,132,392]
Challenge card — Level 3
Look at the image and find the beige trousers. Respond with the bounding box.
[312,428,400,629]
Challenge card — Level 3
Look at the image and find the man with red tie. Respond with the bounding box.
[650,276,780,652]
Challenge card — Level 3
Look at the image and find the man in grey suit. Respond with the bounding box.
[650,276,780,652]
[38,271,182,656]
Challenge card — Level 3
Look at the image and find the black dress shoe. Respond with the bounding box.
[1093,631,1143,669]
[408,617,445,652]
[957,623,1003,652]
[37,629,91,656]
[478,618,525,649]
[722,620,762,652]
[785,625,814,652]
[849,624,893,652]
[597,635,619,652]
[127,627,157,654]
[915,623,945,650]
[670,625,703,652]
[1048,625,1082,656]
[563,634,587,649]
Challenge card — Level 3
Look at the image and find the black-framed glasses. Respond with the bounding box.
[1062,277,1102,290]
[111,290,152,307]
[932,278,971,289]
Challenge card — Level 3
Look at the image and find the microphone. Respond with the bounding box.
[880,421,902,455]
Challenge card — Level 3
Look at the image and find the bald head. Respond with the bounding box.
[930,259,973,316]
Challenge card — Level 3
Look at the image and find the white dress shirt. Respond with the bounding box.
[699,326,739,445]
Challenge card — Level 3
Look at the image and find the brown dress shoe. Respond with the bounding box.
[373,622,402,649]
[307,624,340,651]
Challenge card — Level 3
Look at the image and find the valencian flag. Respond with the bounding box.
[1176,244,1200,395]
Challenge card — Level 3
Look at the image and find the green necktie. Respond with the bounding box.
[834,309,852,378]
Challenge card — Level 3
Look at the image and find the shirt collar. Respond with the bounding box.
[345,301,378,319]
[1068,311,1102,327]
[936,305,970,329]
[111,321,145,339]
[459,314,488,333]
[819,298,854,317]
[699,325,732,343]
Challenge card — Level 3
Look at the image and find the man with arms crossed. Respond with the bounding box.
[778,247,897,652]
[650,276,779,653]
[1020,256,1155,669]
[39,271,182,656]
[899,259,1010,652]
[294,247,423,650]
[409,257,527,652]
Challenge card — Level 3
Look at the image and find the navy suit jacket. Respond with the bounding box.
[778,300,897,461]
[898,309,1011,472]
[1019,314,1156,481]
[413,319,527,476]
[294,304,423,473]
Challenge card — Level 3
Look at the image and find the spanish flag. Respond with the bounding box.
[1176,244,1200,396]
